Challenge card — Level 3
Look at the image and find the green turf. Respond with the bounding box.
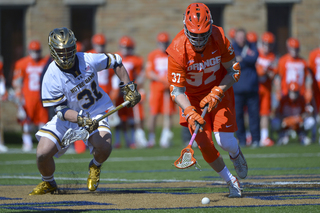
[1,126,320,212]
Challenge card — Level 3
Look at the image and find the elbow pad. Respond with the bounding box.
[170,85,186,102]
[228,62,241,82]
[106,53,122,69]
[55,105,70,121]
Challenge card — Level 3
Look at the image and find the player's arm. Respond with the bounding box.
[106,53,140,107]
[199,58,240,112]
[168,56,205,131]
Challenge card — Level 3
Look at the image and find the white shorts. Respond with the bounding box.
[35,113,111,158]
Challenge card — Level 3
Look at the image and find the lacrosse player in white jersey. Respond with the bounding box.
[29,27,141,195]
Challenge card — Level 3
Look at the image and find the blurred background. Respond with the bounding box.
[0,0,319,134]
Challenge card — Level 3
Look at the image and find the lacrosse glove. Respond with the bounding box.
[77,110,99,133]
[184,106,205,132]
[119,81,141,107]
[200,86,225,112]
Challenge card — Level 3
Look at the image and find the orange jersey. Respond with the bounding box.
[146,49,169,92]
[13,56,49,124]
[166,25,235,96]
[256,50,277,115]
[166,25,236,132]
[277,95,306,118]
[308,47,320,89]
[256,50,277,89]
[13,55,49,99]
[117,52,143,81]
[86,49,114,94]
[277,53,308,96]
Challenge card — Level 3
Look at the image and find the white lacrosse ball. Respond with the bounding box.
[201,197,210,204]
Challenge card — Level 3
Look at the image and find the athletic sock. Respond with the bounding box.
[261,128,268,141]
[22,133,32,146]
[42,175,57,187]
[229,146,240,159]
[218,166,234,183]
[89,158,101,168]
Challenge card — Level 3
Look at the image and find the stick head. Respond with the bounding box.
[174,145,197,169]
[61,128,89,147]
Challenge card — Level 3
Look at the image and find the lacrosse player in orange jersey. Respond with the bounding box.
[274,82,314,145]
[277,38,309,98]
[12,40,50,152]
[146,32,176,148]
[113,36,147,148]
[167,3,247,198]
[256,32,277,147]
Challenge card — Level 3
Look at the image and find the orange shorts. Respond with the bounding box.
[24,97,48,125]
[259,84,271,116]
[180,89,237,163]
[149,89,176,116]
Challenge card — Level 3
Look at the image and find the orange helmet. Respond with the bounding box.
[228,28,236,39]
[157,32,170,43]
[183,3,212,50]
[29,40,41,51]
[246,31,258,43]
[261,32,275,44]
[288,82,299,92]
[92,34,106,45]
[119,36,135,48]
[287,37,300,48]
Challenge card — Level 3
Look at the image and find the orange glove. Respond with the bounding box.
[232,62,241,82]
[282,115,303,130]
[200,86,224,112]
[184,106,205,132]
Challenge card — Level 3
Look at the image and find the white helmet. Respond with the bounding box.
[48,27,77,69]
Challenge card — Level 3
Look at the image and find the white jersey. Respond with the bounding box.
[41,52,114,115]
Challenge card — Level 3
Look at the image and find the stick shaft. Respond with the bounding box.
[188,106,208,146]
[96,100,130,123]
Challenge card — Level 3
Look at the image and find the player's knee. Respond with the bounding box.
[214,132,238,153]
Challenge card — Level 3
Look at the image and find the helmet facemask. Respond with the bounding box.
[48,27,77,70]
[184,24,212,51]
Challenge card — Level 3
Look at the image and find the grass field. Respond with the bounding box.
[0,126,320,212]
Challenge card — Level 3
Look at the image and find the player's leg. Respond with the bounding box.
[147,89,161,147]
[159,90,173,148]
[234,94,247,147]
[247,92,261,147]
[214,132,248,179]
[29,136,59,195]
[87,130,112,191]
[188,116,241,198]
[259,88,274,146]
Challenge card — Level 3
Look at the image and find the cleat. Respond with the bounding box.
[29,181,57,195]
[260,137,274,147]
[230,147,248,179]
[227,177,242,198]
[87,164,101,191]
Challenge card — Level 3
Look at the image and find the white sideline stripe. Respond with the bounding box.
[2,152,320,165]
[0,175,320,185]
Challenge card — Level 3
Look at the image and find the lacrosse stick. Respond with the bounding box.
[174,105,208,169]
[61,100,130,147]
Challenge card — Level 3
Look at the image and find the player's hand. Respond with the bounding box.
[200,86,224,112]
[184,106,205,132]
[119,81,141,107]
[77,110,99,133]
